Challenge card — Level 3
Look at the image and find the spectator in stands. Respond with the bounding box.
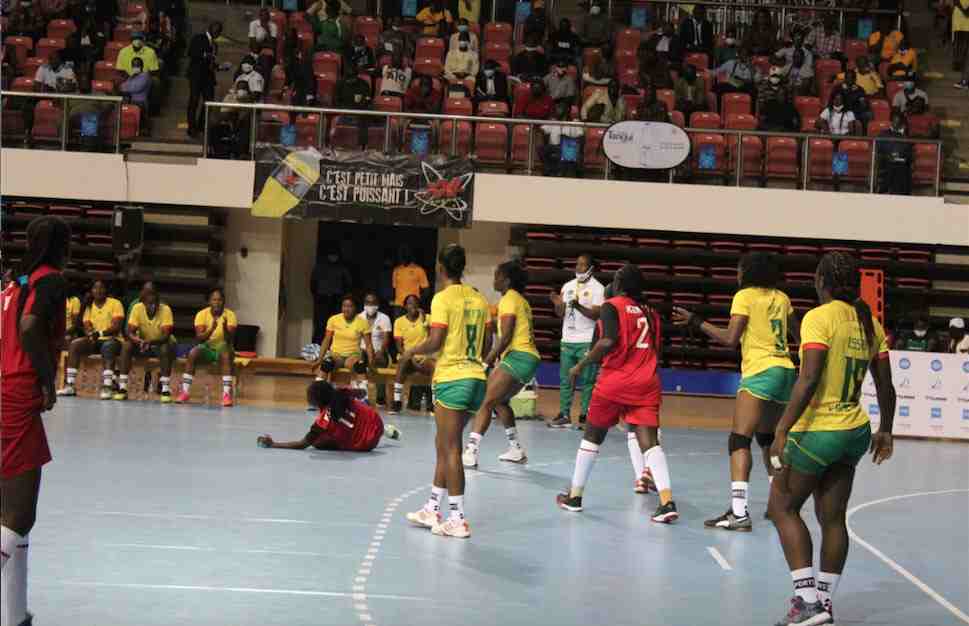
[474,58,509,104]
[9,0,47,41]
[581,79,624,122]
[673,63,707,119]
[444,32,479,85]
[380,16,415,59]
[743,8,777,57]
[0,47,13,92]
[876,109,913,195]
[525,5,547,41]
[392,245,430,316]
[458,0,480,25]
[834,69,871,129]
[947,317,969,353]
[514,79,554,118]
[311,252,353,344]
[777,32,814,96]
[868,18,903,68]
[311,3,346,53]
[208,79,256,158]
[638,92,671,123]
[336,65,373,146]
[249,8,278,53]
[892,80,928,113]
[512,32,547,81]
[544,60,577,107]
[64,8,107,86]
[805,14,844,62]
[645,21,682,65]
[579,1,612,58]
[234,54,266,100]
[887,39,917,79]
[758,66,800,132]
[380,52,412,97]
[405,74,443,112]
[178,288,238,407]
[114,282,175,402]
[541,100,584,177]
[714,26,740,67]
[678,4,714,58]
[59,279,125,400]
[450,17,479,52]
[34,50,77,92]
[121,56,152,130]
[895,316,938,351]
[187,21,223,139]
[853,55,885,96]
[417,0,453,37]
[348,34,376,74]
[148,10,176,71]
[816,91,860,136]
[548,17,581,67]
[712,46,757,102]
[639,47,673,89]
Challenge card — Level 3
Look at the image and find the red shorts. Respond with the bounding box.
[1,382,52,479]
[586,392,660,430]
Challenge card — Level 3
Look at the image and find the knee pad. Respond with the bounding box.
[755,431,775,449]
[728,432,753,454]
[353,359,368,374]
[320,357,335,373]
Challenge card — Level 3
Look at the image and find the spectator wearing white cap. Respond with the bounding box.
[948,318,969,353]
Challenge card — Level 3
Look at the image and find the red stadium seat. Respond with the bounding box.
[794,96,821,121]
[11,77,36,92]
[440,120,472,155]
[800,115,817,132]
[4,36,33,69]
[669,110,685,127]
[511,81,531,112]
[103,40,125,63]
[258,110,290,142]
[35,38,65,61]
[808,138,834,182]
[511,124,543,166]
[655,89,674,113]
[413,57,443,77]
[22,57,44,78]
[885,81,903,105]
[690,111,721,129]
[897,249,932,263]
[908,114,939,138]
[615,28,641,53]
[444,97,473,115]
[295,113,321,147]
[312,51,341,76]
[867,120,891,136]
[622,92,644,117]
[724,114,762,177]
[297,31,314,55]
[869,98,890,122]
[483,22,513,45]
[374,95,402,111]
[584,127,606,168]
[475,122,508,164]
[814,58,841,92]
[315,71,338,105]
[330,121,362,150]
[483,41,511,65]
[684,52,708,71]
[837,139,872,183]
[31,100,60,141]
[416,37,445,60]
[126,2,146,17]
[844,39,868,68]
[582,47,603,69]
[113,25,133,43]
[287,11,309,31]
[354,16,381,47]
[94,61,123,86]
[721,93,751,117]
[47,19,76,41]
[90,80,114,94]
[912,143,940,187]
[270,64,286,95]
[690,132,726,174]
[119,104,140,139]
[479,100,509,117]
[751,55,770,77]
[765,137,799,180]
[615,49,638,75]
[818,80,837,110]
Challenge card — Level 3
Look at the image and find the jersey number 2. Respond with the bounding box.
[635,317,650,349]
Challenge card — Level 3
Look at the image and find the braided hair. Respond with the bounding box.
[438,244,466,280]
[15,216,71,330]
[497,259,528,293]
[817,251,876,351]
[306,379,356,422]
[738,251,781,289]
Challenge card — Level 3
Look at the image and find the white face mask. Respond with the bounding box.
[236,89,248,98]
[914,329,927,338]
[576,268,593,282]
[365,305,378,316]
[241,63,253,73]
[131,67,142,74]
[484,69,495,77]
[132,40,143,49]
[589,5,600,14]
[725,37,736,45]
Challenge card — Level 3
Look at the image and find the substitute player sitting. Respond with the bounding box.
[391,294,436,414]
[114,282,176,402]
[257,381,399,452]
[316,295,375,398]
[177,288,237,407]
[58,279,125,399]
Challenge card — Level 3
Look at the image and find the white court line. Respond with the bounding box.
[846,489,969,624]
[98,543,354,559]
[706,546,733,571]
[55,581,427,602]
[47,510,371,527]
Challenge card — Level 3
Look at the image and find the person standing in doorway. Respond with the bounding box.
[311,251,353,345]
[392,245,430,319]
[549,254,605,429]
[186,21,223,139]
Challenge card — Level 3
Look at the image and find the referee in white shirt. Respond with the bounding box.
[548,254,605,428]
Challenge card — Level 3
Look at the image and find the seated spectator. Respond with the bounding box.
[579,1,612,57]
[639,48,673,89]
[714,27,740,67]
[673,63,707,119]
[307,0,353,19]
[449,17,479,52]
[548,18,581,67]
[852,56,885,96]
[336,67,373,146]
[876,110,913,195]
[582,57,612,86]
[121,56,152,130]
[63,12,106,86]
[417,0,453,37]
[405,74,443,112]
[895,316,938,351]
[210,80,256,158]
[474,59,510,104]
[444,32,479,85]
[177,288,238,407]
[888,39,918,79]
[778,33,814,95]
[392,294,436,414]
[311,3,346,53]
[743,8,777,57]
[947,317,969,353]
[638,90,671,123]
[514,79,554,118]
[892,80,928,113]
[712,46,757,100]
[678,4,714,58]
[58,279,125,399]
[9,1,47,42]
[34,50,77,92]
[148,10,176,69]
[348,35,376,74]
[758,66,799,132]
[581,80,625,122]
[805,14,844,62]
[541,100,584,177]
[544,61,577,107]
[234,55,266,100]
[249,8,279,53]
[645,22,683,65]
[512,33,547,81]
[816,91,860,136]
[525,5,547,42]
[380,17,415,59]
[381,53,413,97]
[834,69,871,128]
[115,282,176,402]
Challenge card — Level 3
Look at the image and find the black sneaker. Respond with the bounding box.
[548,413,571,428]
[575,414,587,430]
[704,509,752,532]
[389,400,402,415]
[651,501,679,524]
[556,492,583,512]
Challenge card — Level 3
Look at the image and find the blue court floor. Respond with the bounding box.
[29,398,969,626]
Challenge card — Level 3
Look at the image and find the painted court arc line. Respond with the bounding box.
[54,581,427,602]
[706,546,733,571]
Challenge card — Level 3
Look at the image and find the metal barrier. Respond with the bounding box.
[208,100,941,196]
[0,91,126,153]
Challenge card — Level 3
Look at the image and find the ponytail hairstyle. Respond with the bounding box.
[15,216,71,330]
[438,244,467,280]
[817,251,876,351]
[498,258,528,293]
[614,262,658,348]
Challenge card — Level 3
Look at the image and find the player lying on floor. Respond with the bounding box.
[257,380,400,452]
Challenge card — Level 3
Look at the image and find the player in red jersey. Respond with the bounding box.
[256,381,399,452]
[556,263,679,523]
[1,216,72,626]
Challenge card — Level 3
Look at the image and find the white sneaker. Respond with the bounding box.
[99,387,113,400]
[462,444,479,468]
[431,517,471,539]
[498,445,527,464]
[56,386,76,396]
[405,509,441,529]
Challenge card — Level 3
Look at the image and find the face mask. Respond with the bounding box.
[458,24,468,32]
[365,305,378,316]
[131,67,142,74]
[725,37,736,45]
[236,89,248,98]
[576,269,593,282]
[589,6,600,15]
[328,255,339,262]
[833,104,844,112]
[241,63,253,73]
[392,25,400,31]
[904,82,914,91]
[914,329,927,338]
[132,40,143,49]
[484,69,495,77]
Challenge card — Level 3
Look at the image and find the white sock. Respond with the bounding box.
[315,376,325,382]
[119,374,129,391]
[817,571,841,611]
[1,526,29,626]
[393,382,403,402]
[769,474,774,485]
[792,567,819,604]
[102,368,113,387]
[424,485,446,513]
[160,376,171,394]
[627,432,645,479]
[181,373,193,394]
[731,481,749,518]
[467,431,482,450]
[569,440,599,498]
[505,427,521,449]
[644,445,672,502]
[221,375,232,395]
[448,494,465,520]
[65,367,77,386]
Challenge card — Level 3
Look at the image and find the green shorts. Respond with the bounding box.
[498,350,540,386]
[784,424,872,477]
[434,378,486,413]
[738,366,796,403]
[196,343,231,365]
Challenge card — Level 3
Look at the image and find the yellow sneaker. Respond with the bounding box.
[160,392,173,404]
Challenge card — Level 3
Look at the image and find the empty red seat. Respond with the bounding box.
[684,52,708,71]
[444,97,473,116]
[416,37,445,60]
[844,39,868,68]
[615,28,641,53]
[724,113,762,177]
[31,100,60,141]
[800,115,817,132]
[584,128,605,168]
[94,61,122,85]
[312,51,341,76]
[837,139,872,182]
[440,120,471,155]
[35,38,65,61]
[691,133,726,174]
[119,104,140,139]
[315,71,338,105]
[91,80,114,94]
[582,47,603,68]
[295,113,321,147]
[354,16,381,47]
[413,57,443,77]
[885,81,903,104]
[511,124,543,166]
[720,92,751,117]
[794,96,821,121]
[297,31,314,55]
[867,120,891,136]
[483,41,511,65]
[11,77,36,92]
[869,98,890,122]
[511,81,531,112]
[4,36,33,69]
[614,49,638,75]
[103,40,125,63]
[475,122,508,164]
[47,19,76,41]
[113,25,133,43]
[622,92,644,117]
[808,138,835,182]
[22,57,44,78]
[479,100,509,117]
[483,22,513,45]
[814,58,841,92]
[765,137,798,180]
[690,111,721,129]
[374,95,402,111]
[287,11,309,31]
[913,143,940,187]
[655,88,674,113]
[669,110,685,127]
[898,249,932,263]
[908,114,939,138]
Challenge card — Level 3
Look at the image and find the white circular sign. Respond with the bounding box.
[603,121,691,170]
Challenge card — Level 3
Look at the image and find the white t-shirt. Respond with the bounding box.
[34,64,77,90]
[358,311,392,352]
[248,20,279,43]
[560,277,605,343]
[820,107,855,136]
[381,66,413,96]
[236,70,265,95]
[540,124,583,146]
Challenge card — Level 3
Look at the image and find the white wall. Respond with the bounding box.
[281,220,318,357]
[435,223,517,303]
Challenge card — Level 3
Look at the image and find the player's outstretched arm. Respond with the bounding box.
[257,430,315,450]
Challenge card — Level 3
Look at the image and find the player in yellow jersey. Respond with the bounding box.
[767,252,895,626]
[178,288,238,407]
[391,294,436,414]
[315,295,375,398]
[404,245,492,539]
[59,279,125,400]
[674,252,800,531]
[463,260,539,468]
[114,282,176,402]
